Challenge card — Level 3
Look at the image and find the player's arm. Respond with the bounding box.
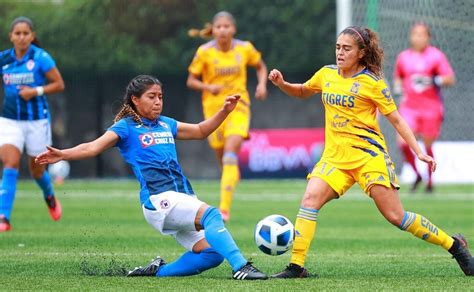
[186,73,222,95]
[18,67,65,101]
[434,51,456,87]
[43,67,65,95]
[254,60,268,100]
[385,110,436,171]
[434,74,455,87]
[268,69,317,99]
[35,131,119,165]
[176,95,240,140]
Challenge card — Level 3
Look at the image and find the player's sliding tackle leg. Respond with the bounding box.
[219,152,240,222]
[128,206,268,279]
[200,206,267,279]
[157,248,224,277]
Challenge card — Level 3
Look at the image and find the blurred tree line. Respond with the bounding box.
[0,0,335,75]
[0,0,335,178]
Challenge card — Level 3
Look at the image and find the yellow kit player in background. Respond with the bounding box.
[268,26,473,277]
[187,11,268,222]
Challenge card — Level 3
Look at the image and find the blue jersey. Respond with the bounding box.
[108,116,194,205]
[1,44,56,120]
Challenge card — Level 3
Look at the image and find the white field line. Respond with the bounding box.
[14,190,474,202]
[0,250,449,259]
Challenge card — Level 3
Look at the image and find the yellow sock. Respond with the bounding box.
[290,207,319,267]
[219,153,240,213]
[400,211,454,250]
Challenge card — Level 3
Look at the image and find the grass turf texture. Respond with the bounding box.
[0,179,473,290]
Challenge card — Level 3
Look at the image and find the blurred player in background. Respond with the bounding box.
[393,23,455,193]
[187,11,268,222]
[0,17,65,232]
[36,75,268,280]
[268,26,472,277]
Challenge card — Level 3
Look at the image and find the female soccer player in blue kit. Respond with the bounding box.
[35,75,267,280]
[0,17,65,232]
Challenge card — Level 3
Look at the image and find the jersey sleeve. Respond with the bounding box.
[245,41,262,66]
[435,51,454,77]
[107,119,129,144]
[188,47,205,76]
[303,67,324,92]
[0,50,14,71]
[38,50,56,74]
[161,116,178,137]
[372,79,397,115]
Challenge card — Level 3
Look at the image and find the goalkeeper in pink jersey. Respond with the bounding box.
[393,23,455,193]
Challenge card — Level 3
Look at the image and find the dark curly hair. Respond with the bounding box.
[113,75,162,124]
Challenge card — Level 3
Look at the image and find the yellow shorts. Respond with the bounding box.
[307,153,399,196]
[203,101,250,149]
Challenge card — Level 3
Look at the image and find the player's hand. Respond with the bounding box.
[222,95,240,113]
[255,83,267,101]
[417,153,437,172]
[268,69,285,87]
[35,146,65,165]
[206,84,223,95]
[17,85,37,101]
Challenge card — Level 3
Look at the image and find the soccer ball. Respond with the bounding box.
[48,160,70,183]
[254,214,294,256]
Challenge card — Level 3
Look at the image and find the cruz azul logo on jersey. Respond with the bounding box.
[139,131,174,148]
[26,60,35,71]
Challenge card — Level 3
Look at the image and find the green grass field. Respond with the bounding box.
[0,179,473,290]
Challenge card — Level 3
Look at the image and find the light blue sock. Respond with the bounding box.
[157,248,224,277]
[200,207,247,272]
[35,171,54,200]
[0,168,19,220]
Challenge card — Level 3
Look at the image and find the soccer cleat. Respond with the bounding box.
[410,174,423,192]
[450,234,474,276]
[425,183,434,194]
[0,216,11,232]
[45,195,62,221]
[127,256,166,277]
[271,263,310,278]
[232,262,268,280]
[220,209,230,222]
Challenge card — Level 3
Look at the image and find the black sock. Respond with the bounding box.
[448,237,460,254]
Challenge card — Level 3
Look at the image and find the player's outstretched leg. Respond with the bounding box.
[128,248,225,277]
[200,207,268,280]
[127,256,167,277]
[399,212,473,276]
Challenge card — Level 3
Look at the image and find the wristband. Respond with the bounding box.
[433,76,443,87]
[36,86,44,96]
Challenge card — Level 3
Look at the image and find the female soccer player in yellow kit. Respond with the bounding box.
[268,26,473,277]
[187,11,268,222]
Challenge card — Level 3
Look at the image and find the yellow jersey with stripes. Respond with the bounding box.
[304,65,397,169]
[188,39,261,109]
